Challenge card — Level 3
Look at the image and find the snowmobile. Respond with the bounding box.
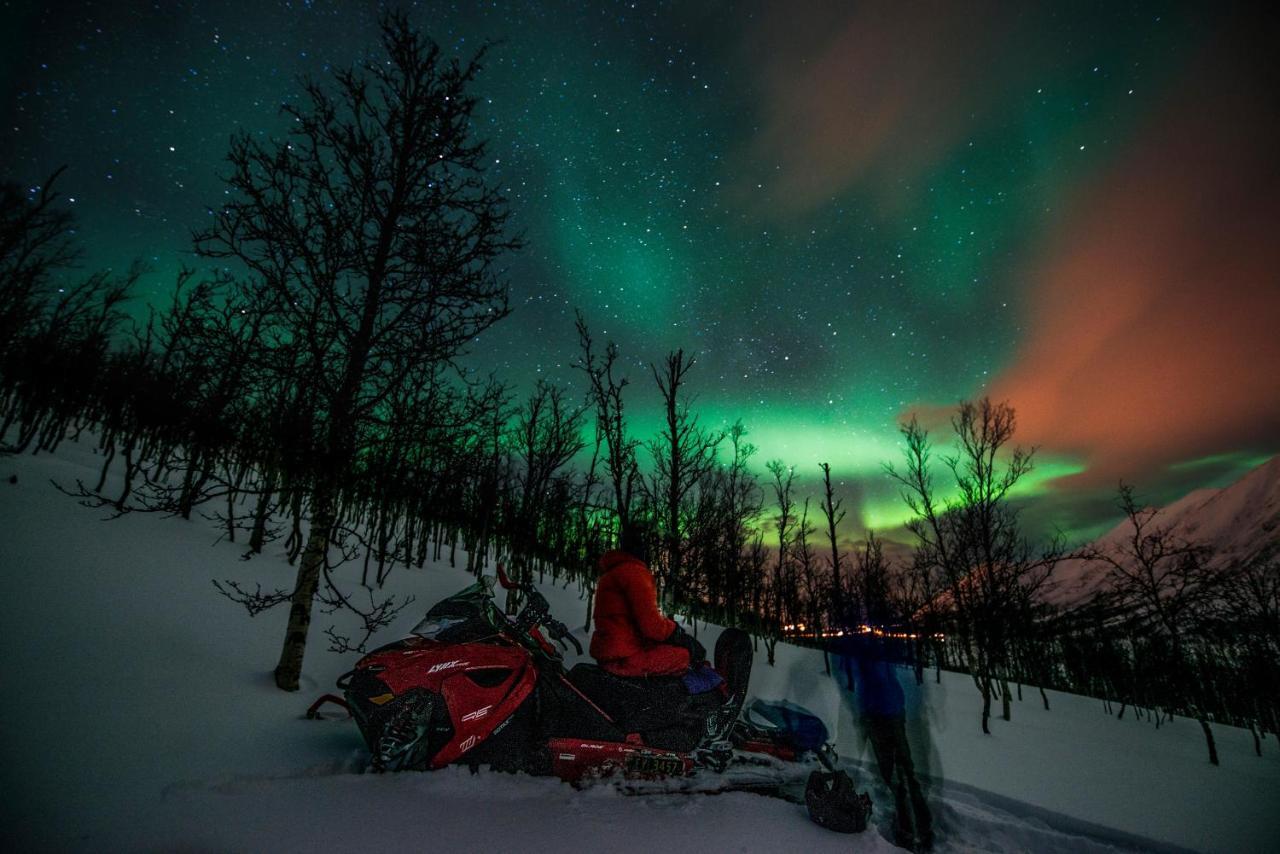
[307,566,870,831]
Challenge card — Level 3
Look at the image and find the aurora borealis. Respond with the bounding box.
[4,1,1277,542]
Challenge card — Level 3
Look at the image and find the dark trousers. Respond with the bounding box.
[866,713,932,844]
[602,643,691,677]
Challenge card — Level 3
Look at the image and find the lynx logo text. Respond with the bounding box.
[428,659,468,674]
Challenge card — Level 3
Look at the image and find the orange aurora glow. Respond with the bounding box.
[984,26,1280,487]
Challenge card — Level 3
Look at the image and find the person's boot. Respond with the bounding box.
[908,778,934,850]
[892,784,916,850]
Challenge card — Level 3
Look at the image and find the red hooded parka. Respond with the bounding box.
[589,550,690,677]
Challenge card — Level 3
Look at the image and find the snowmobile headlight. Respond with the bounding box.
[411,615,469,639]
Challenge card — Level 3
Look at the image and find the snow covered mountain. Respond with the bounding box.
[1054,455,1280,601]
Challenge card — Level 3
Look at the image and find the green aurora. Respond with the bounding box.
[4,1,1277,544]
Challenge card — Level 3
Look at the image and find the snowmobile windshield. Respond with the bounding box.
[411,578,502,640]
[411,613,473,640]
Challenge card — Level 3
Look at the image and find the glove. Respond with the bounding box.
[668,623,707,664]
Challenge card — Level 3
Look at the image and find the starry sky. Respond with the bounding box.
[4,0,1278,543]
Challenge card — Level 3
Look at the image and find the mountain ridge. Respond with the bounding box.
[1054,454,1280,600]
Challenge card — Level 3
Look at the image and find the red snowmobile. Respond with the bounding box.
[308,566,869,830]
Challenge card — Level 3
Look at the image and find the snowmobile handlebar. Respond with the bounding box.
[495,562,583,656]
[495,562,518,590]
[546,619,583,655]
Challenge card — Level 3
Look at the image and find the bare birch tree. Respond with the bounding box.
[196,12,515,690]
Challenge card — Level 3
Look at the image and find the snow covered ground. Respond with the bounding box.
[2,440,1278,853]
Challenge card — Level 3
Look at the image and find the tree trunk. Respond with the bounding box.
[0,398,19,442]
[1199,718,1220,766]
[416,524,429,568]
[286,491,304,564]
[226,460,248,543]
[178,451,199,519]
[404,519,418,572]
[1039,685,1050,711]
[115,438,138,511]
[13,412,41,453]
[981,677,992,735]
[38,416,65,452]
[583,581,596,632]
[249,468,276,554]
[361,535,374,588]
[375,529,392,586]
[95,438,116,493]
[1001,679,1012,722]
[273,501,334,691]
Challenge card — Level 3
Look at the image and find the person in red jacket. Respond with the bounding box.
[589,526,703,678]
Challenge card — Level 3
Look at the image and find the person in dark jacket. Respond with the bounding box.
[589,526,703,677]
[840,632,933,851]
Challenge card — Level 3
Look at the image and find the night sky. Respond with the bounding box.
[4,1,1278,542]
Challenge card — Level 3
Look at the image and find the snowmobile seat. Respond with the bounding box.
[567,663,721,751]
[566,663,687,719]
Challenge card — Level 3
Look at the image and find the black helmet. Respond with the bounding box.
[805,770,871,833]
[618,519,653,564]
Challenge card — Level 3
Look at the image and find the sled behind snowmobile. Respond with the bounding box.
[733,698,835,765]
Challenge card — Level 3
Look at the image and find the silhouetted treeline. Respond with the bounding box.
[852,401,1279,764]
[0,12,793,694]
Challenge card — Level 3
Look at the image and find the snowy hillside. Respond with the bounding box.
[2,441,1278,853]
[1054,455,1280,600]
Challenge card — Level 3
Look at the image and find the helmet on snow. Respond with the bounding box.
[805,770,871,833]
